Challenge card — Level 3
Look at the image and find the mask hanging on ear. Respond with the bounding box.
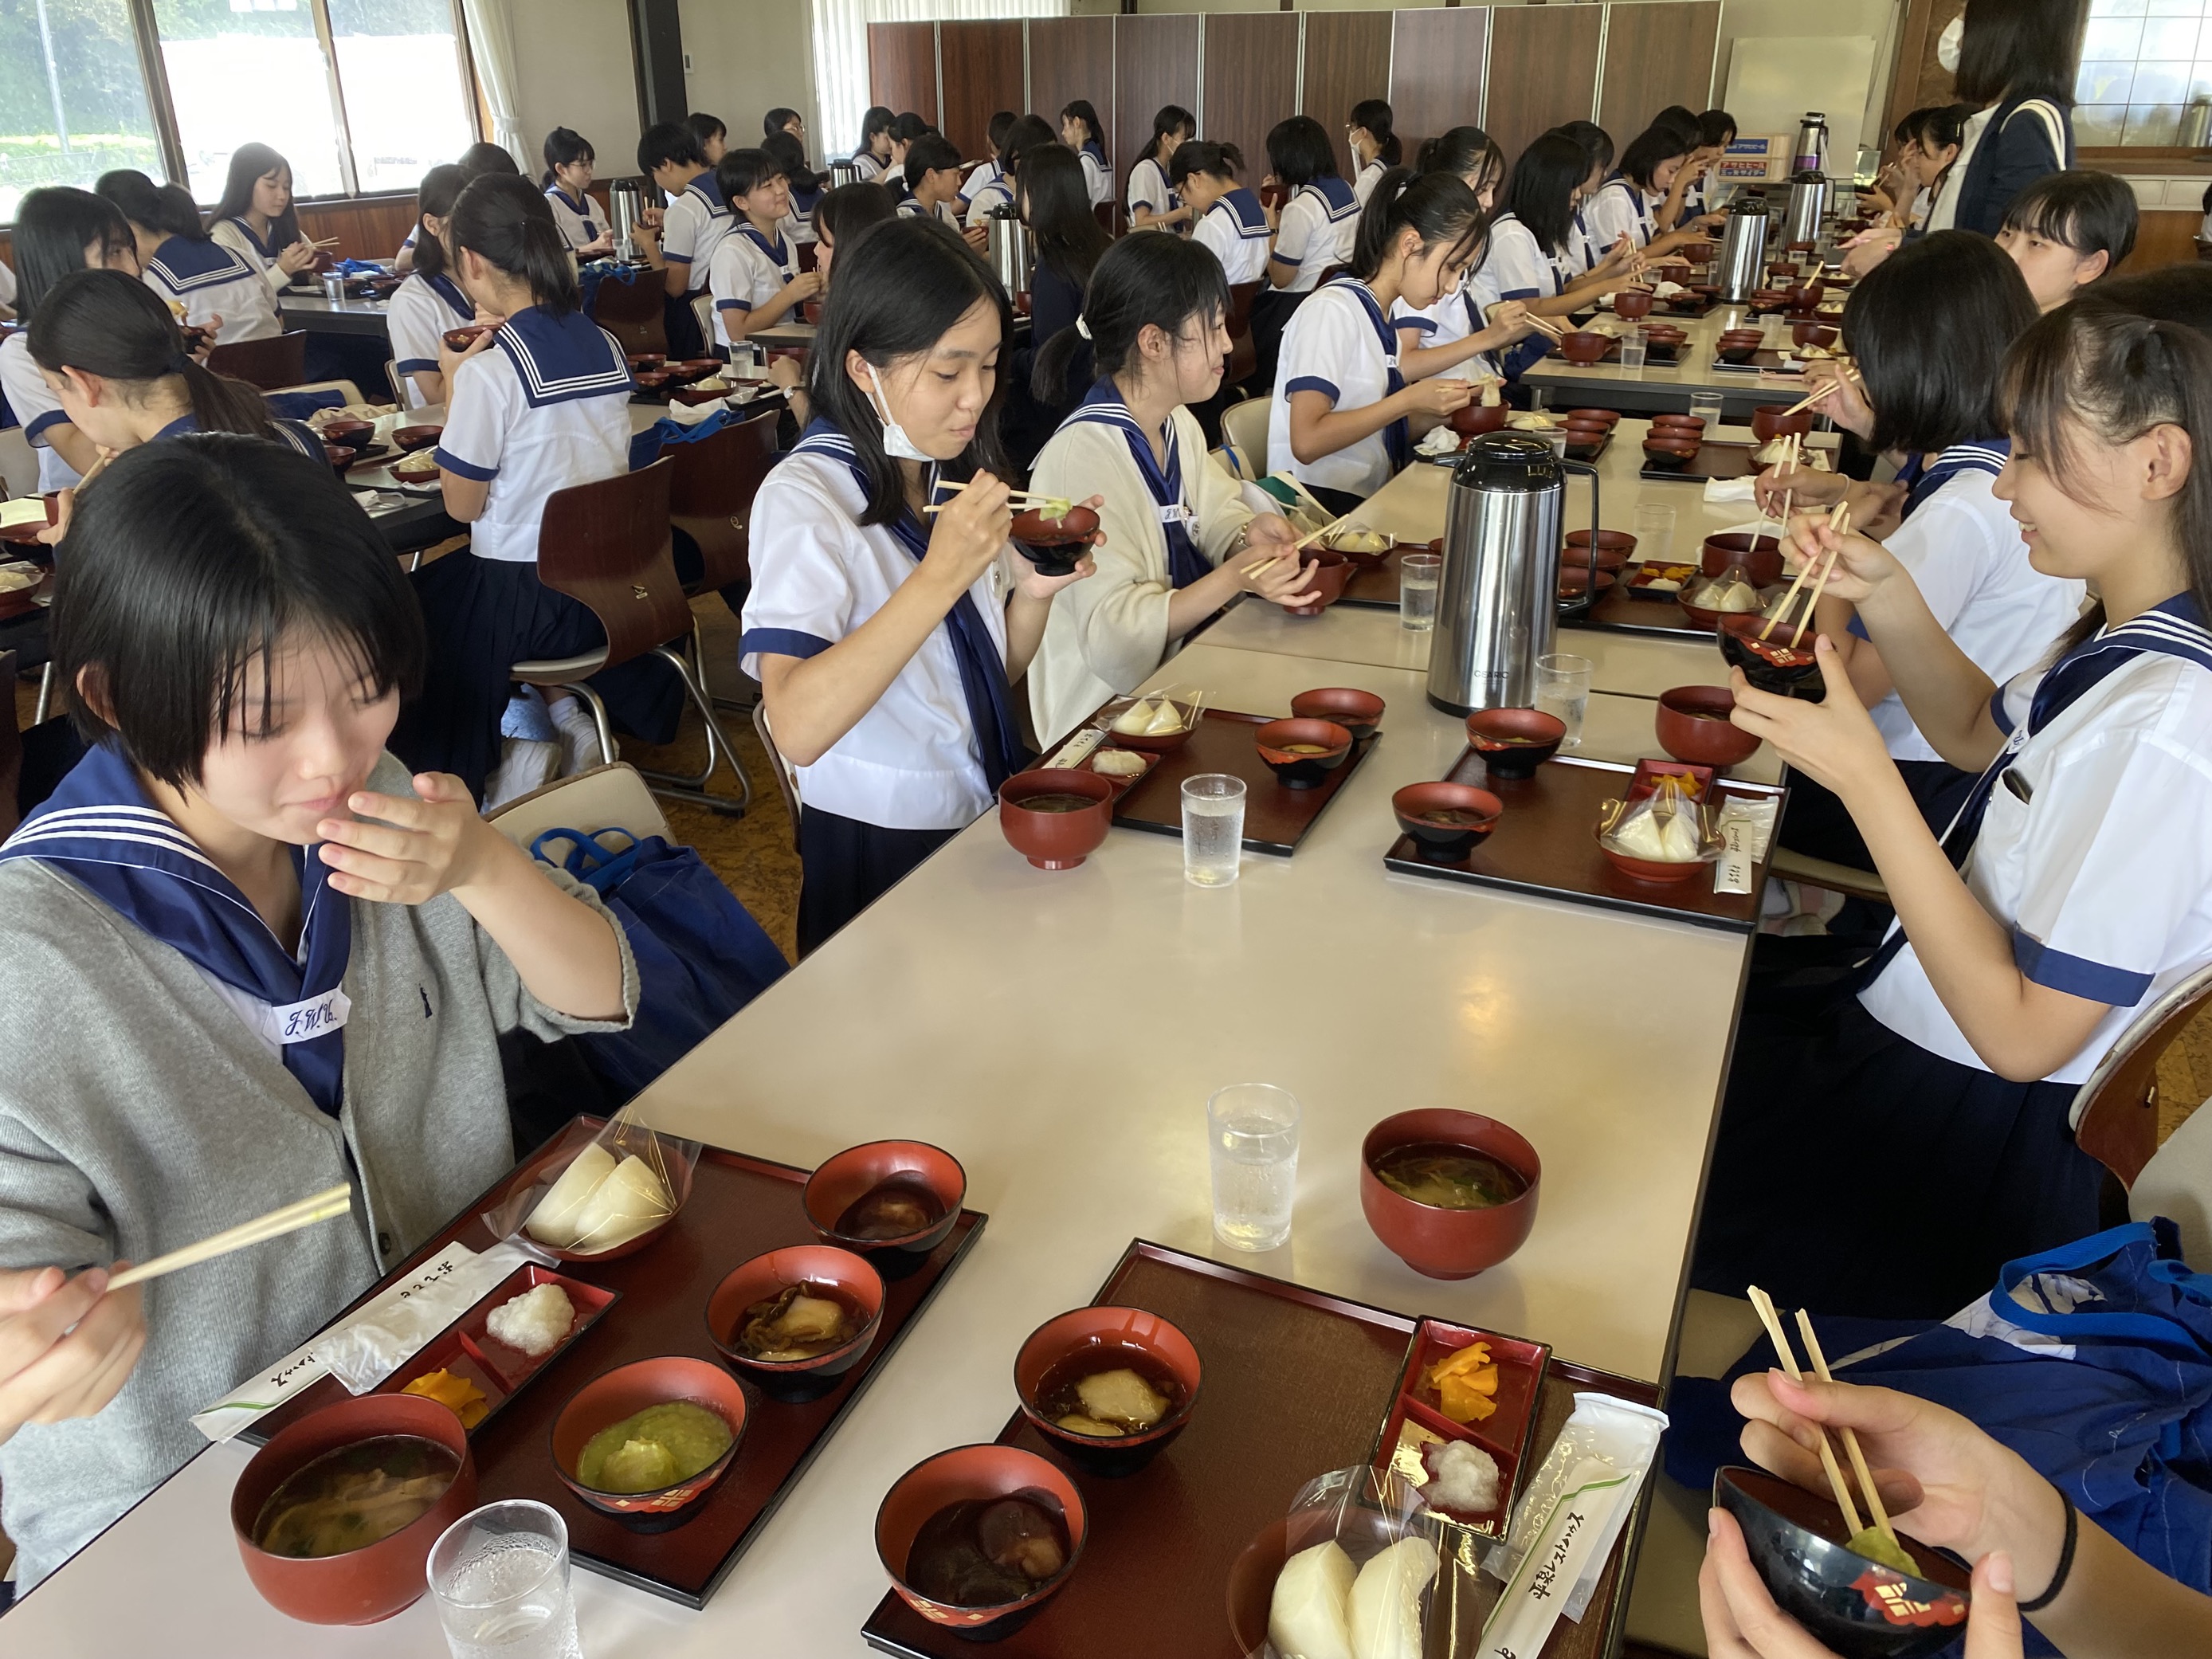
[866,362,935,463]
[1937,14,1963,73]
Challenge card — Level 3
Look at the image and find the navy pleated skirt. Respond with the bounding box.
[796,806,955,958]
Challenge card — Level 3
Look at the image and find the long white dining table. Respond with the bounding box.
[7,454,1786,1657]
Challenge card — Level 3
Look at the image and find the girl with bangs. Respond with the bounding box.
[0,186,139,492]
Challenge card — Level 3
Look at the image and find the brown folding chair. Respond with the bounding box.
[750,701,802,853]
[662,405,780,715]
[590,269,669,358]
[2069,959,2212,1189]
[512,460,751,815]
[205,331,308,390]
[1225,279,1261,387]
[797,241,820,274]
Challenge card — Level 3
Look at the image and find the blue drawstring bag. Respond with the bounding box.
[530,827,788,1096]
[629,406,735,473]
[265,386,348,422]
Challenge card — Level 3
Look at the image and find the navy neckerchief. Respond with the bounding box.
[792,419,1030,790]
[790,185,823,218]
[0,743,352,1114]
[422,271,474,324]
[1328,276,1409,470]
[151,410,320,460]
[1215,188,1269,240]
[1139,156,1179,215]
[147,235,258,292]
[1902,438,2009,521]
[226,216,279,261]
[1861,591,2212,988]
[735,222,790,274]
[545,185,600,239]
[1301,175,1359,222]
[494,305,635,408]
[1067,378,1207,589]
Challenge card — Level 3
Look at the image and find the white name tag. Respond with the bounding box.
[261,987,351,1047]
[1158,503,1194,527]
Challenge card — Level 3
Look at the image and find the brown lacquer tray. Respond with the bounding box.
[1641,438,1759,484]
[1384,751,1784,931]
[246,1131,985,1608]
[1106,708,1378,857]
[1339,545,1408,607]
[1712,347,1804,376]
[1563,580,1721,640]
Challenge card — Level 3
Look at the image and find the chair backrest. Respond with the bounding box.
[666,406,782,591]
[2069,959,2212,1186]
[1225,279,1261,341]
[206,330,308,390]
[797,240,819,274]
[487,760,673,849]
[1219,394,1270,480]
[590,270,669,356]
[0,649,20,840]
[272,378,365,409]
[532,458,694,671]
[383,360,410,409]
[751,700,802,852]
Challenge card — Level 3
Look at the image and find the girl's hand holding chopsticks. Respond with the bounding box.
[0,1264,145,1439]
[1751,460,1846,520]
[1778,512,1896,610]
[1726,635,1895,797]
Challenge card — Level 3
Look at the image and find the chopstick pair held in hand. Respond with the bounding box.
[103,1184,354,1291]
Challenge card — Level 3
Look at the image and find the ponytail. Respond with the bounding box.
[540,126,594,190]
[449,174,581,316]
[411,163,466,282]
[1414,126,1505,203]
[1142,104,1196,167]
[1169,141,1242,191]
[1352,168,1484,281]
[26,268,274,439]
[1351,100,1400,168]
[1035,232,1226,407]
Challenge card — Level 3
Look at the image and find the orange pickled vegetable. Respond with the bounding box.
[1424,1342,1500,1424]
[401,1367,488,1429]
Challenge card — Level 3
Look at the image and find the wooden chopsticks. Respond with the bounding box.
[1775,362,1865,420]
[1241,511,1355,578]
[1761,500,1850,642]
[104,1183,354,1292]
[1797,1309,1900,1548]
[921,486,1069,516]
[1747,1286,1873,1540]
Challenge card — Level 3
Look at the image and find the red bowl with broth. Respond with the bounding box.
[704,1245,885,1388]
[1013,1305,1202,1472]
[802,1140,967,1256]
[997,768,1116,869]
[877,1445,1088,1635]
[1360,1108,1541,1279]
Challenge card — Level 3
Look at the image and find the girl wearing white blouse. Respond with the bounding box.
[708,148,820,350]
[1175,143,1271,287]
[740,218,1096,953]
[1026,235,1312,743]
[385,163,484,409]
[1391,126,1535,386]
[1269,171,1485,512]
[0,186,139,494]
[100,171,280,345]
[1579,120,1716,260]
[1127,105,1195,233]
[540,127,614,257]
[206,143,316,295]
[1347,100,1400,208]
[1061,101,1114,208]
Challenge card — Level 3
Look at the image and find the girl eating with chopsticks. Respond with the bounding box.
[1269,170,1485,513]
[100,170,283,346]
[0,186,139,496]
[0,435,635,1596]
[1695,300,2212,1320]
[1026,234,1308,745]
[1751,232,2085,871]
[386,163,487,409]
[740,218,1096,954]
[1392,127,1540,387]
[1579,116,1716,260]
[206,143,320,295]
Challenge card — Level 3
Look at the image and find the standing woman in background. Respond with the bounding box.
[206,143,316,294]
[1127,105,1196,233]
[0,187,138,493]
[385,164,486,409]
[1347,100,1399,207]
[1061,100,1113,207]
[1931,0,2076,237]
[853,107,897,182]
[100,171,280,345]
[1252,115,1359,390]
[1176,143,1271,288]
[540,128,614,256]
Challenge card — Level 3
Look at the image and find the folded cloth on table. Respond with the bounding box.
[1702,477,1759,504]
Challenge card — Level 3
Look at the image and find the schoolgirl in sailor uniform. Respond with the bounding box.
[658,164,732,300]
[739,218,1096,954]
[540,127,614,256]
[1269,171,1483,513]
[708,149,819,351]
[389,176,683,802]
[1390,127,1534,386]
[1026,235,1308,744]
[852,107,896,185]
[1695,303,2212,1320]
[964,167,1015,229]
[1579,122,1712,261]
[0,434,634,1591]
[206,143,316,296]
[1347,100,1399,209]
[637,121,727,358]
[763,132,820,246]
[385,163,477,409]
[1179,151,1272,288]
[1127,105,1195,233]
[0,186,139,492]
[1245,116,1359,391]
[1061,101,1113,207]
[100,172,281,346]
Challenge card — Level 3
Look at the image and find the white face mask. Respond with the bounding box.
[1937,14,1963,73]
[865,362,934,462]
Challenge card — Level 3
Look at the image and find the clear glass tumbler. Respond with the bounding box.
[1399,551,1442,632]
[1632,502,1677,564]
[1618,329,1648,371]
[1181,775,1245,887]
[1207,1083,1300,1251]
[429,1500,581,1659]
[1689,390,1725,426]
[1535,653,1594,749]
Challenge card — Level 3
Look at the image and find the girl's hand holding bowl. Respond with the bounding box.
[1724,638,1891,799]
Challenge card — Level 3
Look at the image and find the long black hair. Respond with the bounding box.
[803,216,1011,528]
[1352,169,1484,282]
[764,131,820,198]
[1501,132,1589,256]
[410,163,467,281]
[53,437,426,786]
[540,126,594,190]
[999,114,1058,181]
[813,182,897,253]
[96,171,202,241]
[1845,229,2038,454]
[1697,108,1739,149]
[1266,116,1339,189]
[1035,230,1227,406]
[1414,126,1505,201]
[859,106,896,158]
[1061,100,1105,155]
[1554,120,1614,178]
[12,186,133,319]
[1139,104,1195,167]
[459,143,520,179]
[1022,143,1111,289]
[449,175,580,316]
[1169,141,1244,190]
[208,143,300,247]
[1954,0,2081,106]
[684,112,727,153]
[27,269,276,441]
[1618,121,1691,191]
[1350,99,1401,167]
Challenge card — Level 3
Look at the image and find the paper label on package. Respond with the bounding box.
[1477,1462,1637,1658]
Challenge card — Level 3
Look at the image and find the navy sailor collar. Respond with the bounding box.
[2027,590,2212,738]
[147,235,259,292]
[1214,188,1269,239]
[225,215,279,261]
[1065,378,1207,589]
[421,270,474,322]
[1302,176,1359,220]
[735,222,790,266]
[151,410,324,460]
[1900,438,2010,521]
[493,306,635,408]
[684,172,731,216]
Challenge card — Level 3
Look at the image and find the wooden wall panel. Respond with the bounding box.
[1030,16,1118,167]
[1116,14,1199,183]
[1202,13,1300,190]
[1597,2,1721,146]
[1304,10,1394,181]
[1386,10,1491,174]
[868,22,940,128]
[297,197,427,264]
[939,19,1025,167]
[1482,5,1603,170]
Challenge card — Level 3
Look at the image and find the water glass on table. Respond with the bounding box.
[1398,551,1442,632]
[1535,653,1594,750]
[1689,391,1725,426]
[429,1500,581,1659]
[1618,328,1647,371]
[320,273,345,304]
[1632,503,1677,564]
[1181,775,1246,888]
[1208,1083,1300,1252]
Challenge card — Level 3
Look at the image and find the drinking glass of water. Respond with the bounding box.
[1399,551,1442,632]
[1207,1083,1300,1251]
[1535,653,1594,750]
[1618,328,1647,371]
[1689,390,1725,426]
[1632,503,1677,564]
[429,1500,581,1659]
[1181,775,1245,887]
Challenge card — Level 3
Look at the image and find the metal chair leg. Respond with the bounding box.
[555,683,618,767]
[33,661,54,725]
[638,639,751,816]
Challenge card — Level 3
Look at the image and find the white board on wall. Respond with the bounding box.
[1724,36,1877,157]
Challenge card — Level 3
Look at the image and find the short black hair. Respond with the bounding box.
[54,437,426,787]
[813,181,898,248]
[2085,263,2212,337]
[763,108,802,139]
[1618,120,1691,190]
[11,186,132,318]
[717,147,784,205]
[1503,131,1590,256]
[1954,0,2079,105]
[1845,229,2039,453]
[905,134,963,190]
[1265,116,1338,189]
[685,112,727,148]
[637,121,707,178]
[986,111,1017,152]
[458,143,520,180]
[1554,120,1614,177]
[1696,108,1737,148]
[891,112,933,145]
[411,163,466,280]
[2002,170,2138,269]
[1169,141,1244,189]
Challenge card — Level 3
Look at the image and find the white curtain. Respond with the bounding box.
[460,0,528,168]
[811,0,1069,164]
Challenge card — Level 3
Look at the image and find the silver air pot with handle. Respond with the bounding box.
[829,159,860,189]
[1792,112,1830,178]
[1426,434,1601,716]
[608,179,643,264]
[1784,170,1830,247]
[986,206,1033,296]
[1715,192,1771,303]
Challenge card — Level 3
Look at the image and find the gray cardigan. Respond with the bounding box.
[0,758,639,1586]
